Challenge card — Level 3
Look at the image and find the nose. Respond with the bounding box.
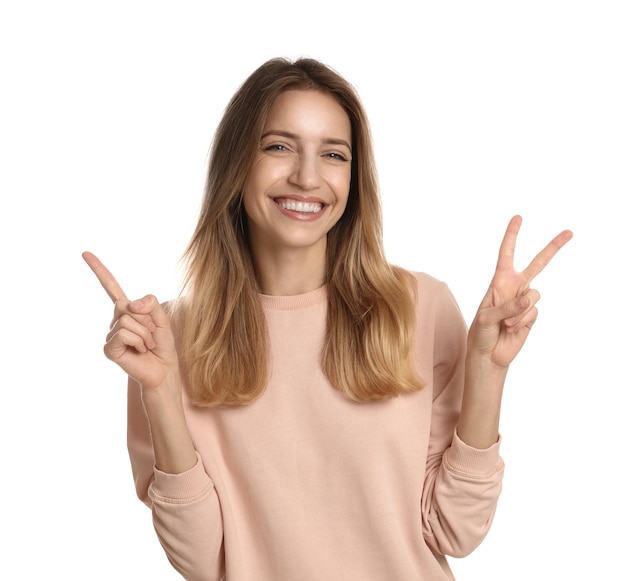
[288,153,321,191]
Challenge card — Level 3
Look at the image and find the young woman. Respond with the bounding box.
[83,57,572,580]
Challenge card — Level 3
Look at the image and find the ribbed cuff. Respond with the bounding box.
[444,429,504,478]
[150,451,213,502]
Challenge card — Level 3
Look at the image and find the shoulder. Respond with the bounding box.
[407,271,465,326]
[160,296,189,338]
[388,266,460,315]
[409,271,455,302]
[410,271,446,289]
[160,298,179,321]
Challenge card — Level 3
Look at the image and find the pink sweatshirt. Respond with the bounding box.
[127,273,504,581]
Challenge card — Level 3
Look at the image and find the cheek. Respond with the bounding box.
[244,159,285,200]
[333,172,352,207]
[242,165,266,214]
[241,183,265,226]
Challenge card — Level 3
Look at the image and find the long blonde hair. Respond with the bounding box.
[179,57,423,406]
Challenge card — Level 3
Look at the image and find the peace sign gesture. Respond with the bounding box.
[467,215,573,369]
[82,251,179,391]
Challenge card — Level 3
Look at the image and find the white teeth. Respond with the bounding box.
[277,199,323,213]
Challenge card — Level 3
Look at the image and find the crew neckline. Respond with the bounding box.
[259,285,327,310]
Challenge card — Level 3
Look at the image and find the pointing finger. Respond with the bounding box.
[495,215,522,273]
[82,251,127,303]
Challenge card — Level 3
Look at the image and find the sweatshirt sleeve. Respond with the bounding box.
[127,379,225,581]
[420,281,505,558]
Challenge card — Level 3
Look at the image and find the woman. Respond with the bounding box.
[83,57,572,580]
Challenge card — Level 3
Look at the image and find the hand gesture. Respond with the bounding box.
[468,215,573,369]
[82,251,179,390]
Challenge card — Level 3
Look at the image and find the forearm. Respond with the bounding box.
[423,431,504,557]
[457,355,508,449]
[140,373,198,474]
[149,456,225,580]
[128,375,225,578]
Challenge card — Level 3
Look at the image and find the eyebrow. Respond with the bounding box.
[261,130,352,152]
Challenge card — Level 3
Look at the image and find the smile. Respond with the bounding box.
[275,199,324,214]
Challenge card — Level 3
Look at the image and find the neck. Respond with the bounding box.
[251,244,327,296]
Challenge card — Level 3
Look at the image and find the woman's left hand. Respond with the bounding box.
[468,215,573,369]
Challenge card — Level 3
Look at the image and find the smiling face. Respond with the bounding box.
[242,89,352,264]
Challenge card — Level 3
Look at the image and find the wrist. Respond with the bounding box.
[140,369,184,412]
[465,350,509,380]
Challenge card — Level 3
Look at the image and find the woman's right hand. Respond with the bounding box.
[82,251,179,392]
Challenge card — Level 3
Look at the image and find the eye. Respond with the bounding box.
[263,143,290,153]
[324,152,350,162]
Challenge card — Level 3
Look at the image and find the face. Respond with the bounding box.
[242,89,352,260]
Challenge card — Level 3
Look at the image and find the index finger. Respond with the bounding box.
[494,215,523,272]
[82,251,127,303]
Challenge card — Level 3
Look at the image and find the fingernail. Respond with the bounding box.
[131,299,143,308]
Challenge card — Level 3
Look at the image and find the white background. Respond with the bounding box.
[1,1,624,579]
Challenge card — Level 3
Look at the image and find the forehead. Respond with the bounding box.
[264,90,351,139]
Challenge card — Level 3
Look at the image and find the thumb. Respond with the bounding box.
[478,294,531,328]
[129,295,171,328]
[495,294,531,324]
